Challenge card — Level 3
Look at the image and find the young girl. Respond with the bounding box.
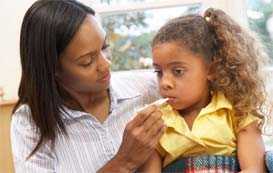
[141,8,268,172]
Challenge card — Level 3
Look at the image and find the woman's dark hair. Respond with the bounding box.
[13,0,95,158]
[152,8,269,118]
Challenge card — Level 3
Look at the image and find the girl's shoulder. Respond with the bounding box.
[231,112,262,133]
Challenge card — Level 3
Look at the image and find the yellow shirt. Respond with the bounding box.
[158,92,261,167]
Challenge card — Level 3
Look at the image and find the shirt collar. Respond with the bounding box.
[198,92,233,116]
[161,92,233,127]
[160,92,233,140]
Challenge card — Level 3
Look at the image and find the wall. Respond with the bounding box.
[0,0,36,100]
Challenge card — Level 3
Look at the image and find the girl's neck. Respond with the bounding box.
[178,90,212,130]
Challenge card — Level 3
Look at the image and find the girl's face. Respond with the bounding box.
[57,15,111,95]
[152,41,212,111]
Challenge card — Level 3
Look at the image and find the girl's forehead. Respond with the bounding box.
[152,42,207,67]
[152,42,197,59]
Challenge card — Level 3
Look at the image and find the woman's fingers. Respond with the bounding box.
[150,125,166,147]
[130,105,157,127]
[146,117,165,137]
[142,109,163,131]
[115,104,166,170]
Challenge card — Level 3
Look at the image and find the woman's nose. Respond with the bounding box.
[97,51,111,72]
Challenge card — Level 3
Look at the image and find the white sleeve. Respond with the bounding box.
[10,105,56,173]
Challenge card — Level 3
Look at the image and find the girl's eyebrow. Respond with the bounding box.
[167,61,187,66]
[153,61,187,67]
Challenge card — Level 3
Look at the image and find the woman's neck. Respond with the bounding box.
[69,89,110,122]
[60,87,110,119]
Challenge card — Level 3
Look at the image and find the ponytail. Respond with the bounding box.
[203,8,268,117]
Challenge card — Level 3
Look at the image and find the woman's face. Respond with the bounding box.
[57,15,111,95]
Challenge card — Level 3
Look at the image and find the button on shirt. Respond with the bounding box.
[10,70,160,173]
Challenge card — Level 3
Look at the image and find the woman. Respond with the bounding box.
[11,0,165,172]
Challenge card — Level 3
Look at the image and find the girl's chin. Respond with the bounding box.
[168,103,184,110]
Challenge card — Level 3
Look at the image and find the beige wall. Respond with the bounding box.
[0,0,36,100]
[0,103,15,173]
[0,0,91,100]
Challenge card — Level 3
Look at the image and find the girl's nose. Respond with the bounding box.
[160,73,174,90]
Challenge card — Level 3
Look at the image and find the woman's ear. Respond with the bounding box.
[55,62,63,79]
[55,70,61,79]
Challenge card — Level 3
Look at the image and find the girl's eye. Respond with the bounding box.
[154,69,163,78]
[102,44,110,50]
[172,68,185,76]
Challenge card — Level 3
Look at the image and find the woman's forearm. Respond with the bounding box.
[97,155,135,173]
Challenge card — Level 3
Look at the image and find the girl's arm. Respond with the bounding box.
[138,151,162,173]
[237,121,266,173]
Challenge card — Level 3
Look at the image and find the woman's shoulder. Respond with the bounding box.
[112,69,157,84]
[11,104,37,131]
[12,104,31,118]
[112,69,159,95]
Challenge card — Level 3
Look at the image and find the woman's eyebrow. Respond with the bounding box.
[75,36,107,62]
[75,49,97,61]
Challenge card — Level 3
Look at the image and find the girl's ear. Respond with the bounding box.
[207,63,215,81]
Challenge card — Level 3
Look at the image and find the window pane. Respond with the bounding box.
[247,0,273,61]
[247,0,273,138]
[101,4,202,71]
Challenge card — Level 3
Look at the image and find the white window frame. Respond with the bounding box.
[85,0,248,26]
[94,0,203,16]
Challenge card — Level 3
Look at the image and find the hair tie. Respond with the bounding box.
[205,16,211,22]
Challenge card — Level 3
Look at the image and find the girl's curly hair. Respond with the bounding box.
[152,8,270,118]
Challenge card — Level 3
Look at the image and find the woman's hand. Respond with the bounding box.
[114,105,165,172]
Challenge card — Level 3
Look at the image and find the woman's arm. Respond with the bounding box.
[98,105,165,173]
[138,151,162,173]
[237,121,266,173]
[10,106,56,173]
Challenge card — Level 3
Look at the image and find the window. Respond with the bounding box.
[95,1,202,71]
[246,0,273,145]
[247,0,273,61]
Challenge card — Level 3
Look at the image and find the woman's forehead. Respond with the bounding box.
[62,15,106,61]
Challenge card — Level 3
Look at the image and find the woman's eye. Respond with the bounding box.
[102,44,110,50]
[80,56,95,67]
[81,61,92,67]
[173,68,185,76]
